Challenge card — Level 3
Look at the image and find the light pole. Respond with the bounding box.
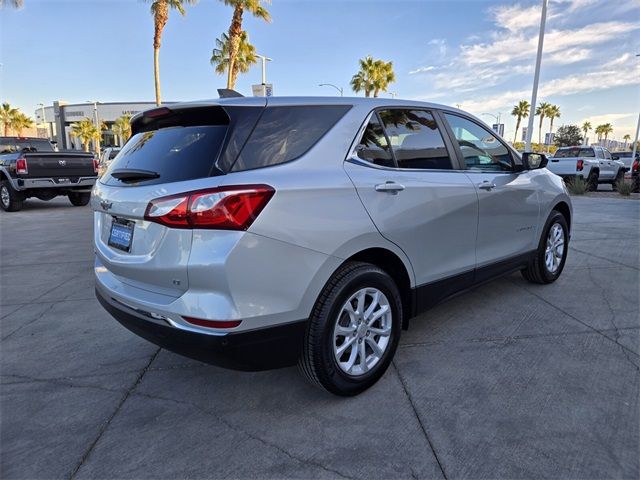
[86,100,101,154]
[255,54,272,85]
[481,112,502,135]
[525,0,548,152]
[388,92,398,99]
[37,103,48,139]
[318,83,344,96]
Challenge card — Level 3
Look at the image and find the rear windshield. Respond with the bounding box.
[102,125,227,186]
[0,138,54,153]
[616,151,632,157]
[554,147,594,158]
[230,105,351,172]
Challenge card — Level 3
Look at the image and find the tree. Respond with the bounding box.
[554,125,583,147]
[147,0,197,106]
[511,100,530,143]
[547,104,560,137]
[623,134,631,149]
[595,124,603,142]
[350,55,396,97]
[0,102,20,136]
[600,123,613,143]
[221,0,270,90]
[581,121,591,144]
[112,114,132,146]
[13,113,34,135]
[210,31,257,89]
[535,101,552,146]
[70,118,100,152]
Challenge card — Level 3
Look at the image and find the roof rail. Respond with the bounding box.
[217,89,244,98]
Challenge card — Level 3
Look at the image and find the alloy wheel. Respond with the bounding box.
[333,287,392,376]
[545,223,565,273]
[1,186,10,208]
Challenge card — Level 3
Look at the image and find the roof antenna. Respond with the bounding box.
[217,89,244,98]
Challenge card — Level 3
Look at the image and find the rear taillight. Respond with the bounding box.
[633,159,639,173]
[576,159,584,171]
[93,158,99,174]
[16,157,28,174]
[182,316,242,329]
[144,185,275,230]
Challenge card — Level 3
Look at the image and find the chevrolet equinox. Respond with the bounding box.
[92,97,572,396]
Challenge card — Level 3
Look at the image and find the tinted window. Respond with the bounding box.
[554,147,595,158]
[28,139,54,152]
[109,150,120,159]
[355,114,394,167]
[379,109,451,170]
[444,114,513,171]
[617,152,632,158]
[103,125,227,186]
[0,140,17,154]
[604,149,612,160]
[231,105,351,172]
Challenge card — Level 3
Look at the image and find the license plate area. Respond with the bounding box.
[108,217,134,252]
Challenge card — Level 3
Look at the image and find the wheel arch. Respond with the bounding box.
[552,200,571,231]
[343,247,413,329]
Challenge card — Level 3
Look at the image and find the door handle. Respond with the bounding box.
[375,182,405,194]
[478,181,497,191]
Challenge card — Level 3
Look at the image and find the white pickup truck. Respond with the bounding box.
[547,145,626,191]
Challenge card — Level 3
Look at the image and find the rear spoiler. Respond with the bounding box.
[217,89,244,98]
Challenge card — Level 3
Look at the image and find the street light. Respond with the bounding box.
[525,0,548,151]
[388,92,398,99]
[86,100,101,154]
[318,83,344,96]
[37,103,48,139]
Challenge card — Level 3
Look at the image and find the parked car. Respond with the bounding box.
[547,145,626,191]
[92,97,572,396]
[98,147,121,177]
[0,136,98,211]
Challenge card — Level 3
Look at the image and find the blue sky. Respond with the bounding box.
[1,0,639,141]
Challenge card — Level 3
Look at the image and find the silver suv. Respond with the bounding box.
[92,97,572,396]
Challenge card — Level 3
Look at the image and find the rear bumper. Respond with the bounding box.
[96,287,306,371]
[11,176,96,191]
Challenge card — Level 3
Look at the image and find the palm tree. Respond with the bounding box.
[547,105,560,139]
[147,0,198,106]
[0,102,20,136]
[595,125,604,143]
[582,121,591,144]
[210,31,257,89]
[623,134,631,149]
[221,0,270,90]
[350,55,396,98]
[70,118,100,152]
[535,101,552,146]
[601,123,613,145]
[112,114,132,146]
[511,100,530,143]
[13,113,34,136]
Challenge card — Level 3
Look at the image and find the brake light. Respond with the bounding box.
[144,185,275,230]
[182,316,242,329]
[576,159,584,171]
[93,158,99,174]
[16,157,28,174]
[144,107,172,118]
[633,159,639,173]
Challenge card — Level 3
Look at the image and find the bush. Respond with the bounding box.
[566,176,587,195]
[616,180,634,196]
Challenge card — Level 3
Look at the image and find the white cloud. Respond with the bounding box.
[492,3,541,32]
[582,113,636,125]
[428,38,448,56]
[408,65,436,75]
[547,48,591,64]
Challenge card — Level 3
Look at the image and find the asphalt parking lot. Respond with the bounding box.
[1,195,638,479]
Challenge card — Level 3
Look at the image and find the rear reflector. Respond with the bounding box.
[144,185,275,230]
[183,316,242,329]
[16,157,28,174]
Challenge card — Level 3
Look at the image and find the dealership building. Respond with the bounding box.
[34,101,167,150]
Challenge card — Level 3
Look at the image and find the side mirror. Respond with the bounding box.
[522,152,548,170]
[612,155,619,160]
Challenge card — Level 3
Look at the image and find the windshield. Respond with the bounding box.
[554,147,595,158]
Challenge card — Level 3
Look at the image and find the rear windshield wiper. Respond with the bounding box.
[111,169,160,182]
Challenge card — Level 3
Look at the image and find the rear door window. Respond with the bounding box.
[230,105,351,172]
[355,114,394,168]
[378,109,452,170]
[103,125,227,186]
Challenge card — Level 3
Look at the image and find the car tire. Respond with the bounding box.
[522,211,569,284]
[612,170,625,191]
[586,171,598,191]
[68,192,91,207]
[0,180,24,212]
[299,261,402,396]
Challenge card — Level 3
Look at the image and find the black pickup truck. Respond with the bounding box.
[0,137,98,212]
